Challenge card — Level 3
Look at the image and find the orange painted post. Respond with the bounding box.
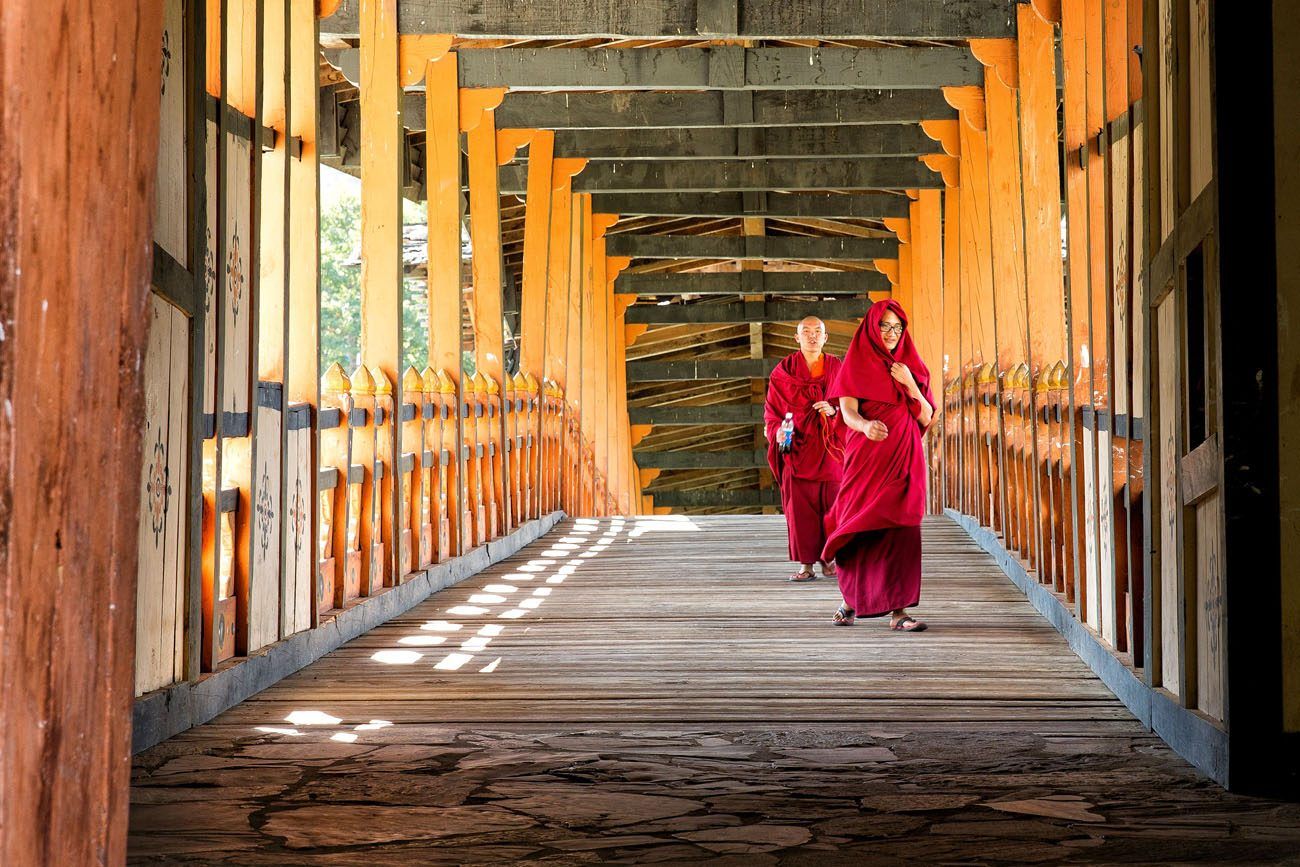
[940,181,962,512]
[425,51,464,555]
[982,59,1031,559]
[346,366,375,603]
[318,364,352,615]
[370,369,396,589]
[467,106,508,538]
[519,130,554,518]
[1061,0,1093,614]
[568,194,590,515]
[418,367,439,567]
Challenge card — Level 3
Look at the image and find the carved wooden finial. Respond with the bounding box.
[350,365,376,396]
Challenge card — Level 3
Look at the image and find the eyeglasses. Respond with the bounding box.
[879,323,905,336]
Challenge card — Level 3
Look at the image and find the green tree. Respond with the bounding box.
[319,193,361,375]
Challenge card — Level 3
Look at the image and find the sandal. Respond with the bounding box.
[890,615,928,632]
[832,605,856,626]
[821,561,837,578]
[789,569,818,583]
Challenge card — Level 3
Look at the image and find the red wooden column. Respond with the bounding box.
[0,0,164,859]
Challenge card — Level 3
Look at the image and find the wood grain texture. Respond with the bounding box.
[0,0,164,860]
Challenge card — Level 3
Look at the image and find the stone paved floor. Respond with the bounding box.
[129,517,1300,864]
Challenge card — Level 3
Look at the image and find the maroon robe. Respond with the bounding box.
[822,300,934,616]
[765,352,845,565]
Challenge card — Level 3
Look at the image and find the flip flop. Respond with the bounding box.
[890,616,928,632]
[832,605,855,626]
[788,570,818,583]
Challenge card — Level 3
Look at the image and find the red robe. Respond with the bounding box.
[822,300,934,616]
[765,352,845,564]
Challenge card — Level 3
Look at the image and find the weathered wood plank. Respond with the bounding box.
[634,450,766,469]
[593,191,912,220]
[404,89,957,131]
[628,405,766,425]
[625,298,870,324]
[606,234,897,261]
[552,124,938,161]
[627,358,778,382]
[617,270,890,296]
[323,0,1019,40]
[557,157,943,194]
[451,45,982,90]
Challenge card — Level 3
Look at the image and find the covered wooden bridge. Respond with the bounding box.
[2,0,1300,863]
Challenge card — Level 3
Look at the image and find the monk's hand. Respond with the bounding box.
[890,362,917,392]
[812,400,836,417]
[862,419,889,441]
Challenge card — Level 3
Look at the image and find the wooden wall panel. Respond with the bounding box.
[1188,0,1212,198]
[283,416,313,636]
[203,119,218,426]
[135,295,190,695]
[155,0,188,264]
[1195,490,1225,721]
[1156,292,1182,694]
[222,132,253,424]
[249,391,283,650]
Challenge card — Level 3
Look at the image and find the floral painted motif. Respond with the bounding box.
[145,430,171,545]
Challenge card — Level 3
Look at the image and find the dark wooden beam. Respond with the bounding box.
[605,234,897,261]
[635,450,766,469]
[321,1,1019,41]
[549,125,937,161]
[627,359,779,381]
[647,488,781,508]
[450,45,981,90]
[628,405,765,425]
[626,298,871,324]
[404,89,956,131]
[617,270,890,295]
[558,158,941,194]
[591,192,911,220]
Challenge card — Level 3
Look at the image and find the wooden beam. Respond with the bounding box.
[546,125,939,161]
[646,488,781,508]
[626,298,871,324]
[359,0,403,592]
[628,405,766,425]
[405,89,957,131]
[451,45,982,91]
[606,234,897,261]
[616,270,890,295]
[321,1,1018,40]
[426,52,464,554]
[0,0,162,858]
[635,450,767,469]
[549,157,943,194]
[591,192,911,220]
[627,359,779,381]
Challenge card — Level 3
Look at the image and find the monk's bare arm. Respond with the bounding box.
[839,397,889,441]
[910,389,934,428]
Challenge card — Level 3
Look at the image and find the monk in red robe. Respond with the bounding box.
[765,317,845,582]
[823,300,934,631]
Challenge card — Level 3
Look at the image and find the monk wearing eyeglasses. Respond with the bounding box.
[823,300,935,632]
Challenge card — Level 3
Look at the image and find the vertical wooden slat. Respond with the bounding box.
[426,51,464,553]
[519,130,554,516]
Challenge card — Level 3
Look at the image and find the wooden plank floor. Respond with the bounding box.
[130,515,1300,864]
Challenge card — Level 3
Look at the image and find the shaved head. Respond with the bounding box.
[796,316,826,334]
[795,316,828,356]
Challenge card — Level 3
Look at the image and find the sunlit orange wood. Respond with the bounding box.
[920,153,960,187]
[426,52,464,554]
[519,129,555,516]
[398,34,452,86]
[459,88,506,132]
[943,86,986,131]
[921,120,961,157]
[468,108,508,536]
[969,39,1019,89]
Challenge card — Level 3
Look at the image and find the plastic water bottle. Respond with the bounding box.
[779,413,795,452]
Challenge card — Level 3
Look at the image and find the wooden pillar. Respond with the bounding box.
[941,179,963,513]
[912,191,944,511]
[1062,0,1094,615]
[1018,2,1070,593]
[544,164,584,513]
[518,130,554,518]
[467,100,508,537]
[0,0,163,858]
[565,192,587,515]
[980,47,1032,566]
[425,50,464,553]
[578,194,597,516]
